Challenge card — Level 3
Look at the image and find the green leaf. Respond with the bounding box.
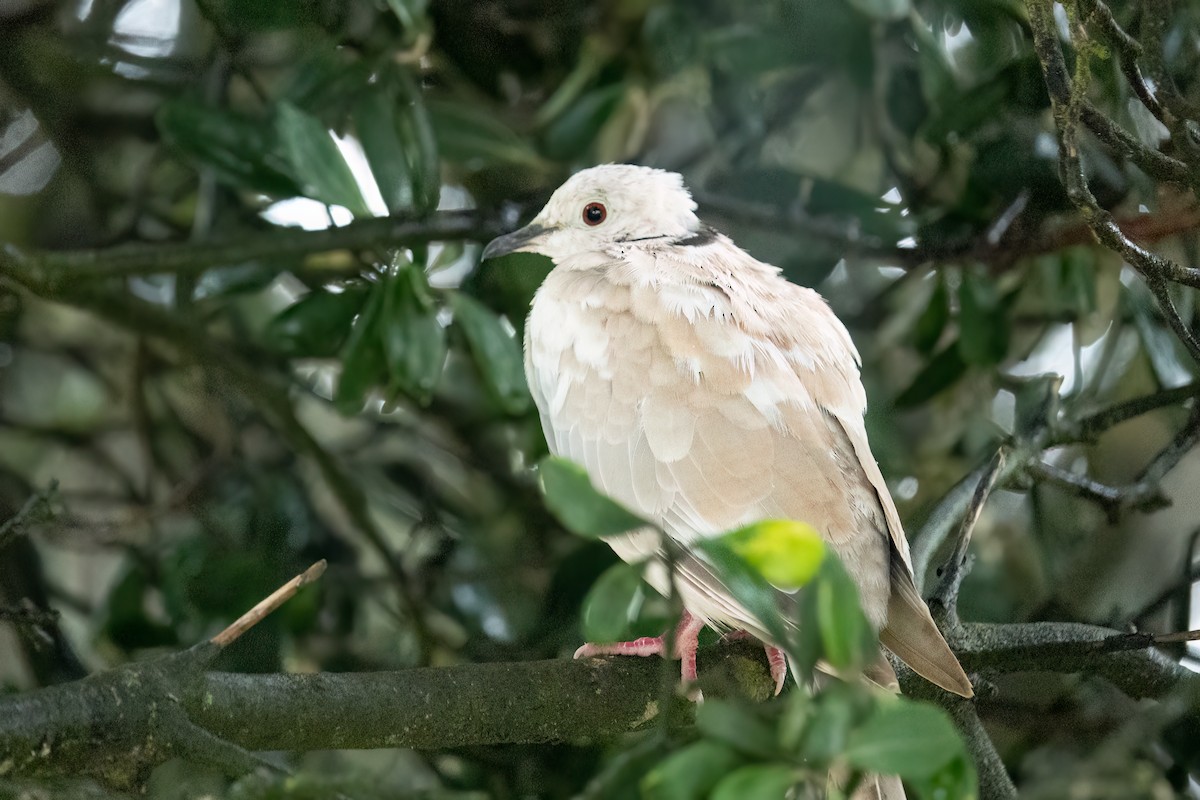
[796,683,859,762]
[334,280,387,414]
[354,89,414,214]
[894,344,967,408]
[710,764,800,800]
[429,99,544,169]
[721,520,826,590]
[382,262,446,404]
[957,270,1009,367]
[581,561,644,643]
[264,287,367,358]
[804,557,874,673]
[844,698,964,778]
[538,456,649,539]
[844,0,910,21]
[913,275,949,354]
[694,536,792,650]
[157,99,299,197]
[695,699,779,759]
[640,741,745,800]
[908,754,979,800]
[541,84,626,160]
[275,101,371,217]
[392,70,441,214]
[450,292,531,414]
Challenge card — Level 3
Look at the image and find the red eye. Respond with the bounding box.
[582,202,607,226]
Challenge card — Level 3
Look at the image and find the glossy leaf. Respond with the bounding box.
[721,520,826,590]
[354,89,414,214]
[429,100,543,169]
[542,84,626,160]
[393,70,441,214]
[845,0,910,20]
[958,269,1010,366]
[538,457,649,539]
[844,698,964,778]
[157,100,299,197]
[275,102,371,217]
[640,741,745,800]
[580,561,644,643]
[383,262,446,404]
[264,287,367,358]
[894,343,967,408]
[334,281,387,415]
[450,292,531,414]
[710,764,800,800]
[913,275,949,354]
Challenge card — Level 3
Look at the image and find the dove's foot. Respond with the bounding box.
[724,630,789,696]
[573,610,705,686]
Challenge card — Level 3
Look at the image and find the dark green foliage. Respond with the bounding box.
[3,0,1200,798]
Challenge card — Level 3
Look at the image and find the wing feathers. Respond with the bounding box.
[526,244,972,699]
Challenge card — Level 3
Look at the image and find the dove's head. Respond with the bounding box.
[482,165,702,264]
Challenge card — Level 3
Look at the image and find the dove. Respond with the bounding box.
[482,164,973,702]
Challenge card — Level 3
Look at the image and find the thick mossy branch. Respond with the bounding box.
[2,625,1197,787]
[0,643,769,785]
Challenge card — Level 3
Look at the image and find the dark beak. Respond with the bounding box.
[482,223,550,261]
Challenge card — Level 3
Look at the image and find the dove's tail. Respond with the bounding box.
[880,556,974,698]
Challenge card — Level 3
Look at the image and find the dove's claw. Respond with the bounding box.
[574,611,706,690]
[765,645,788,695]
[573,637,666,659]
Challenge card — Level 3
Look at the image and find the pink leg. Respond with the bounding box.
[723,630,790,695]
[575,610,706,687]
[764,645,788,696]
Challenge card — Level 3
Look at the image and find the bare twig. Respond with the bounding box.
[928,448,1008,625]
[1068,380,1200,442]
[211,560,327,648]
[0,481,59,550]
[912,446,1030,591]
[1076,0,1166,123]
[1028,459,1169,520]
[1139,0,1200,125]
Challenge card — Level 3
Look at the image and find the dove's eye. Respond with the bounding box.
[582,202,607,226]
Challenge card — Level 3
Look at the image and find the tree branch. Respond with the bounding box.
[1026,0,1200,362]
[928,448,1007,627]
[4,616,1196,787]
[0,210,509,289]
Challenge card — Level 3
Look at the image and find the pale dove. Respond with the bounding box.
[483,164,973,703]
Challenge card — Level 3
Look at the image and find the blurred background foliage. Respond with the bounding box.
[2,0,1200,796]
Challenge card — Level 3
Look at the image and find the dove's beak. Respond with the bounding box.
[482,223,550,261]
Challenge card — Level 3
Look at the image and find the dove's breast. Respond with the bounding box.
[525,267,890,631]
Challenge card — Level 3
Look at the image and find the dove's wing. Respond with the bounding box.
[525,238,971,697]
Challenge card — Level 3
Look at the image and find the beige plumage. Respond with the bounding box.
[483,165,972,703]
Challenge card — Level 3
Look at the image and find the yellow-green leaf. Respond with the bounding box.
[723,520,826,589]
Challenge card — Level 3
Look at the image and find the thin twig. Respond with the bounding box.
[211,560,327,648]
[1068,380,1200,442]
[1076,0,1166,123]
[929,448,1008,625]
[1028,460,1168,521]
[0,480,59,550]
[1025,0,1200,368]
